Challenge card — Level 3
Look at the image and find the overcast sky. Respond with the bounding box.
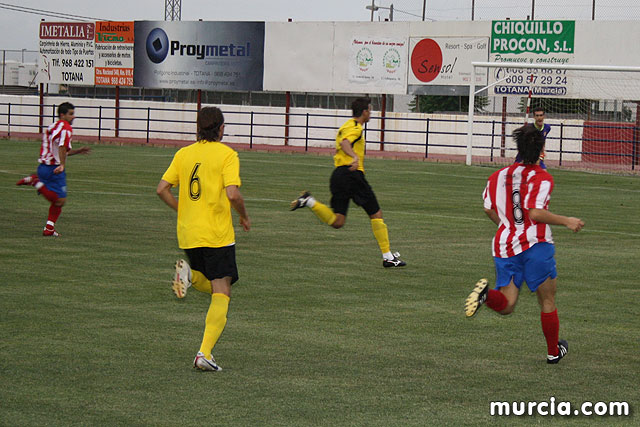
[3,0,640,58]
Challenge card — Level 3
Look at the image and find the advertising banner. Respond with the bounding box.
[348,37,408,92]
[95,21,134,86]
[38,22,95,85]
[489,20,575,97]
[409,37,489,86]
[133,21,264,91]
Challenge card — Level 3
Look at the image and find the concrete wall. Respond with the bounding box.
[0,94,583,161]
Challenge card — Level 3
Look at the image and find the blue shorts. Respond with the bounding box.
[493,242,557,292]
[37,163,67,198]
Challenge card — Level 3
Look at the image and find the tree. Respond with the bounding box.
[409,95,489,113]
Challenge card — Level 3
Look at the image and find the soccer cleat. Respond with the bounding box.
[547,340,569,364]
[464,278,489,317]
[16,174,38,186]
[290,191,312,211]
[193,352,222,371]
[43,228,60,237]
[172,259,192,299]
[382,252,406,268]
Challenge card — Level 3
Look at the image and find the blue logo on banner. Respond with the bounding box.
[146,28,169,63]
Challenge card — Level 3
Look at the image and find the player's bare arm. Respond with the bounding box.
[54,146,68,174]
[156,179,178,211]
[68,146,91,156]
[484,208,500,226]
[226,185,251,231]
[340,138,359,171]
[529,208,584,232]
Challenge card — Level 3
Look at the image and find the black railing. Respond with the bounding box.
[1,101,638,170]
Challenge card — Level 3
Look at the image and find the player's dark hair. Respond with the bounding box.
[533,106,545,115]
[57,102,75,117]
[352,97,371,118]
[197,106,224,141]
[514,124,545,164]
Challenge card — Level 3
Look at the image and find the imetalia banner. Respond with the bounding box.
[38,22,95,85]
[133,21,265,91]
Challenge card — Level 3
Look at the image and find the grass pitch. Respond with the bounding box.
[1,140,638,426]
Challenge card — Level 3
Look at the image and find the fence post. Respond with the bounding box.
[249,111,254,149]
[424,118,430,158]
[38,83,44,133]
[302,113,309,151]
[98,105,102,141]
[146,107,150,144]
[559,122,564,166]
[490,120,496,162]
[633,135,638,171]
[7,103,11,138]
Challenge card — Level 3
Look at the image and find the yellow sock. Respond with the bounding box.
[191,270,212,294]
[199,293,230,359]
[310,201,336,225]
[371,218,390,254]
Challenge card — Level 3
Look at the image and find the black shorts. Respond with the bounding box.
[329,166,381,216]
[184,245,239,285]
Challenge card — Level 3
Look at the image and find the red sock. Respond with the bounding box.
[541,309,560,356]
[486,289,508,312]
[35,182,59,203]
[47,203,62,225]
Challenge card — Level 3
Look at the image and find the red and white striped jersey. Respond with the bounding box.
[483,163,554,258]
[39,120,73,165]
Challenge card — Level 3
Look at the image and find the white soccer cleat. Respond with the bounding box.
[172,259,192,299]
[465,278,489,317]
[193,352,222,371]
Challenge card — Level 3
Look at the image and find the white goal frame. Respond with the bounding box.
[466,62,640,166]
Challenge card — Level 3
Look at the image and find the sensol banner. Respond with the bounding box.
[408,37,488,87]
[489,20,575,97]
[133,21,264,91]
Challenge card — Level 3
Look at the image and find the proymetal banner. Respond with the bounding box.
[133,21,264,91]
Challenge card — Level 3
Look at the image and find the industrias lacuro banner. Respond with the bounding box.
[133,21,265,91]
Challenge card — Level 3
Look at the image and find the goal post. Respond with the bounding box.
[466,62,640,172]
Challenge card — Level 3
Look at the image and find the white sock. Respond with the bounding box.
[382,251,394,261]
[306,196,316,208]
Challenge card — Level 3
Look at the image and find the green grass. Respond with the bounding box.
[1,140,638,426]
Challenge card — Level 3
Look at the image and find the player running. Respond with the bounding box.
[157,106,250,371]
[290,97,405,268]
[16,102,90,236]
[465,124,584,364]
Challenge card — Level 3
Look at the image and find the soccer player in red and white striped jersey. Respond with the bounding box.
[465,124,584,364]
[16,102,90,236]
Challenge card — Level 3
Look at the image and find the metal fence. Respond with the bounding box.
[1,100,638,172]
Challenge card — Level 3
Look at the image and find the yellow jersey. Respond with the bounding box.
[161,140,241,249]
[334,119,365,172]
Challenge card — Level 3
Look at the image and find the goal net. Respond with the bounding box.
[466,62,640,173]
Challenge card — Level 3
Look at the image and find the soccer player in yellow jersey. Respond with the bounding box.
[157,106,251,371]
[291,97,405,268]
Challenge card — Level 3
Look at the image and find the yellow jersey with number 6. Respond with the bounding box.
[161,140,241,249]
